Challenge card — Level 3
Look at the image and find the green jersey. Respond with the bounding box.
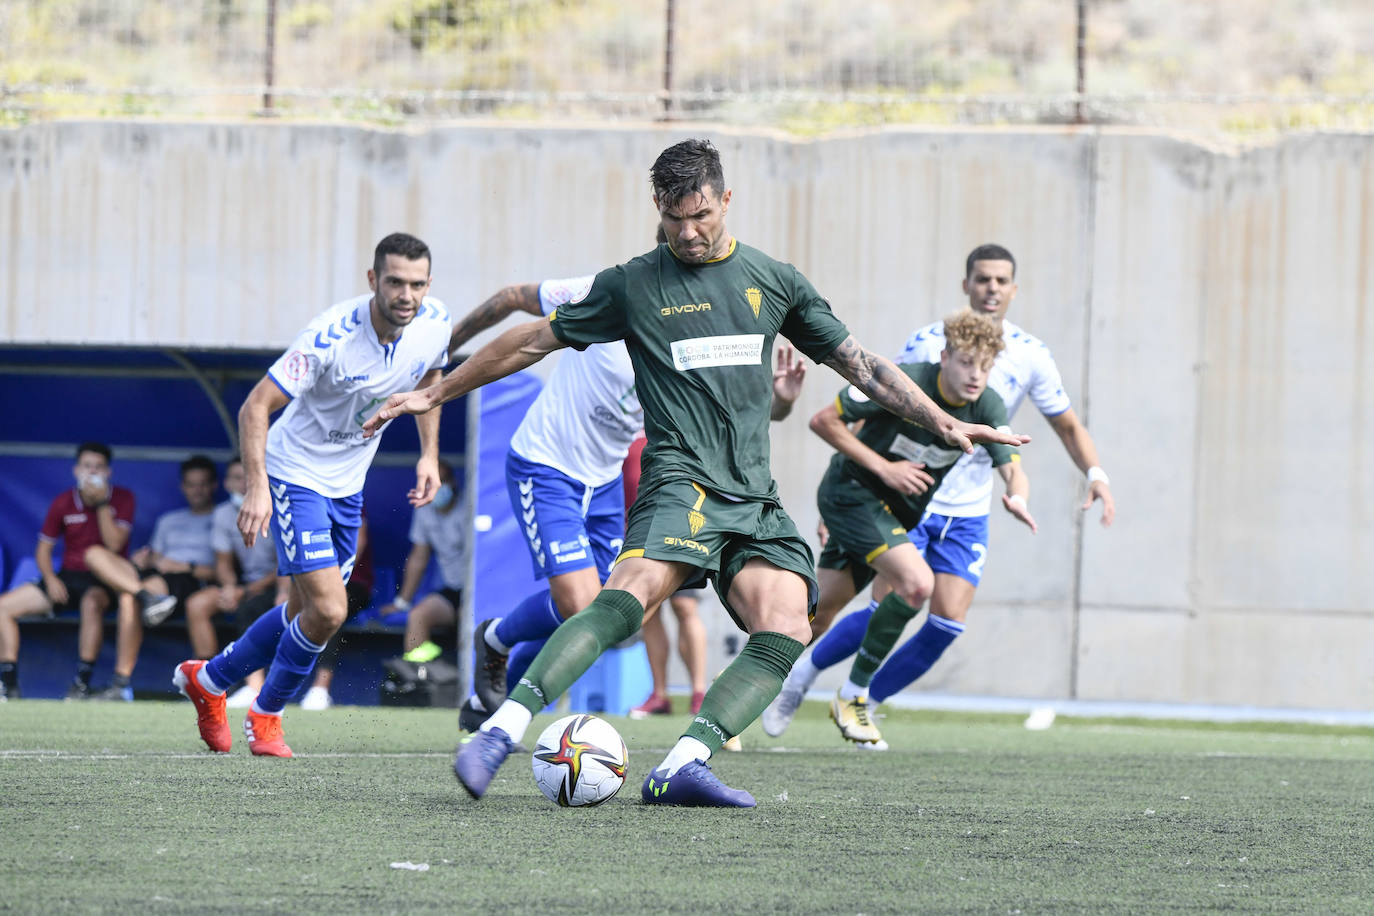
[549,240,850,501]
[823,361,1016,529]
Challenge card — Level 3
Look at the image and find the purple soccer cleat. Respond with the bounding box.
[453,727,516,799]
[641,760,756,808]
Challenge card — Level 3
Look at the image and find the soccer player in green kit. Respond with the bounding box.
[364,139,1028,807]
[811,309,1037,748]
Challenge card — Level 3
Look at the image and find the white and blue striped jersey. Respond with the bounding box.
[265,294,452,498]
[898,318,1071,517]
[508,277,643,487]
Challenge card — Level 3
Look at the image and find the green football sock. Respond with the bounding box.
[686,631,804,752]
[508,589,643,714]
[848,592,922,688]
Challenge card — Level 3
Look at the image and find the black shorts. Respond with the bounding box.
[160,571,213,616]
[233,589,281,634]
[30,570,116,614]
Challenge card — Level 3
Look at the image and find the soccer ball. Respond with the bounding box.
[531,714,628,807]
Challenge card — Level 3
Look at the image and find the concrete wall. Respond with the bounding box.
[2,121,1370,710]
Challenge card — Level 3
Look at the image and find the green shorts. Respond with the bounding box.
[816,473,914,593]
[618,477,818,629]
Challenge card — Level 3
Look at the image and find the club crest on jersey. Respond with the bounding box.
[745,287,762,319]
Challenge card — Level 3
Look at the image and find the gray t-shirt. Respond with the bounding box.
[150,507,216,567]
[408,502,465,590]
[211,500,278,583]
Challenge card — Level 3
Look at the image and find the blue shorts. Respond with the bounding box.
[909,512,989,586]
[268,477,362,582]
[505,451,625,582]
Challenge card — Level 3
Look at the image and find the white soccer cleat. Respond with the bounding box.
[300,685,332,711]
[761,674,807,737]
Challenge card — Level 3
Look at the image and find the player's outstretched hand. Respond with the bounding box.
[409,455,440,508]
[1084,480,1115,527]
[772,344,807,404]
[943,421,1030,454]
[875,459,934,496]
[1002,493,1038,533]
[238,486,272,548]
[362,388,439,438]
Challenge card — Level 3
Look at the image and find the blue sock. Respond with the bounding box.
[493,591,564,647]
[869,614,966,704]
[811,601,877,670]
[254,617,326,714]
[204,603,288,691]
[505,637,548,693]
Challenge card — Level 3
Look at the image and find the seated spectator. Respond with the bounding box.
[184,456,288,707]
[383,461,464,665]
[83,454,219,700]
[0,442,151,701]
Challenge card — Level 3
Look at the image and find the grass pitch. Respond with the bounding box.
[1,700,1371,914]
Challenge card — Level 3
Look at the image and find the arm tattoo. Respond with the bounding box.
[449,283,542,354]
[822,336,942,434]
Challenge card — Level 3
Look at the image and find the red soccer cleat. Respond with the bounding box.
[244,709,293,758]
[173,660,231,753]
[629,694,672,719]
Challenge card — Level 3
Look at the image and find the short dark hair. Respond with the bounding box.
[373,232,431,277]
[225,455,242,470]
[965,244,1016,278]
[650,139,726,206]
[180,454,218,481]
[76,442,111,463]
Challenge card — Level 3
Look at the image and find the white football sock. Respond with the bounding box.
[838,678,867,701]
[659,736,712,777]
[197,665,226,696]
[483,620,511,654]
[481,699,532,743]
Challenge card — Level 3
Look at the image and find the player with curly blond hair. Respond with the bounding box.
[806,309,1038,748]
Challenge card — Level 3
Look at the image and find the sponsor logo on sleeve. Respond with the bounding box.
[284,351,309,382]
[669,335,764,371]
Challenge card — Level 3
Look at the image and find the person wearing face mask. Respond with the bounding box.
[0,442,143,701]
[383,461,465,667]
[183,456,288,707]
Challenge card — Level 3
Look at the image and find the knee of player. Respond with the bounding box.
[892,573,935,607]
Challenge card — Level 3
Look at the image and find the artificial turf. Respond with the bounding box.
[1,700,1370,914]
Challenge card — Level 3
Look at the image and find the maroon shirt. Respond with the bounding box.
[39,487,136,572]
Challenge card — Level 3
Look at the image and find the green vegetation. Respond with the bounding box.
[2,700,1371,913]
[1,1,1372,133]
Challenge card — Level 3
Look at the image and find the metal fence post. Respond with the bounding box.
[263,0,278,114]
[661,0,676,121]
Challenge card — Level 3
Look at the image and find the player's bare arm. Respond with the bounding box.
[409,368,445,508]
[363,318,567,437]
[997,460,1037,533]
[1046,408,1114,526]
[808,401,934,496]
[821,336,1029,453]
[448,283,542,359]
[236,377,291,547]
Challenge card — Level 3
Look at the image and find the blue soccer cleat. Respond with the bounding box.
[641,760,756,808]
[453,727,515,799]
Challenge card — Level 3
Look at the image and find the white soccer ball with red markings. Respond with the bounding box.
[531,714,628,807]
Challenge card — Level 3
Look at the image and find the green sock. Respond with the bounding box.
[848,592,922,688]
[686,631,804,752]
[508,589,643,714]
